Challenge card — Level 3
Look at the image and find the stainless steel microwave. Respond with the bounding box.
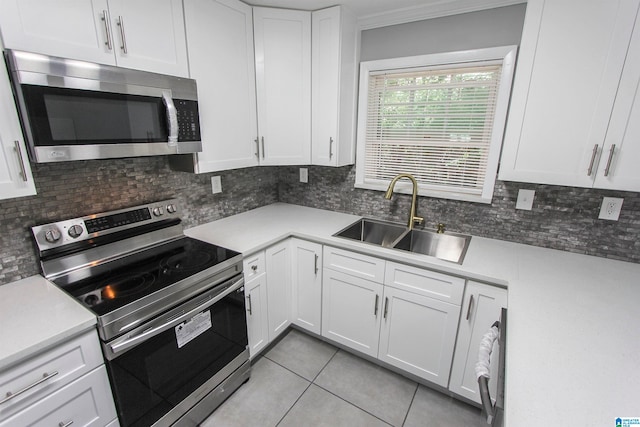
[4,50,202,163]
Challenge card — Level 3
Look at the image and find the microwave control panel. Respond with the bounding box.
[175,99,201,142]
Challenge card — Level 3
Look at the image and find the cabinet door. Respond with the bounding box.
[183,0,259,173]
[291,239,322,334]
[107,0,188,77]
[321,268,382,358]
[244,272,269,359]
[595,11,640,191]
[0,0,116,65]
[0,38,36,200]
[499,0,640,187]
[265,240,292,341]
[0,366,117,427]
[253,7,311,165]
[449,281,507,404]
[378,287,461,387]
[311,6,357,167]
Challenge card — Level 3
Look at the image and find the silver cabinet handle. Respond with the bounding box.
[254,138,259,158]
[59,421,74,427]
[251,265,257,272]
[314,254,319,275]
[587,144,599,176]
[374,294,379,316]
[604,144,616,177]
[383,297,389,319]
[466,294,474,321]
[101,10,113,50]
[246,294,252,316]
[329,137,334,158]
[117,15,128,53]
[0,371,59,404]
[13,141,28,182]
[261,137,265,159]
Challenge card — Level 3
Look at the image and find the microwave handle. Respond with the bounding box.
[162,92,179,145]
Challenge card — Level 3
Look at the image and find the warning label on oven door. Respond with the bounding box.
[175,310,212,348]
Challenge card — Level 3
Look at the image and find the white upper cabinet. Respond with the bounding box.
[0,0,189,77]
[180,0,258,173]
[0,37,36,200]
[253,7,311,165]
[106,0,188,77]
[311,6,357,167]
[499,0,640,190]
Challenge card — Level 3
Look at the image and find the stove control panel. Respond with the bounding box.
[32,199,180,252]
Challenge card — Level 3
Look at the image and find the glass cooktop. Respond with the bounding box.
[56,237,240,316]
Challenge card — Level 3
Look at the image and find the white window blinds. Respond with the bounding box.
[355,47,516,204]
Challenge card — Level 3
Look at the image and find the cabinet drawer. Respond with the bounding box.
[0,365,117,427]
[243,251,266,280]
[323,246,385,283]
[0,329,103,420]
[384,262,465,305]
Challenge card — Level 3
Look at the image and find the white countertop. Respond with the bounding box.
[186,203,640,427]
[0,275,97,371]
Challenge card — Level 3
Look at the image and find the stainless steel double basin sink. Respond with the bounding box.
[333,218,471,264]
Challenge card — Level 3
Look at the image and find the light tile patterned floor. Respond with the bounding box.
[201,329,488,427]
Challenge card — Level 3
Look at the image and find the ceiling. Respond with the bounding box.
[246,0,525,28]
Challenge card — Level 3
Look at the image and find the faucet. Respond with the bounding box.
[384,173,424,230]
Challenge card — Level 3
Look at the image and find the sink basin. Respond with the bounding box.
[393,228,471,264]
[334,218,471,264]
[334,219,407,247]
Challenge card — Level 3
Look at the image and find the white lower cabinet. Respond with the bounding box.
[0,329,117,426]
[265,240,292,341]
[321,268,383,358]
[243,252,269,359]
[291,239,322,334]
[449,281,507,404]
[378,286,461,387]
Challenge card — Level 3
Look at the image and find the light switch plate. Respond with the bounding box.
[299,168,308,183]
[211,176,222,194]
[599,197,623,220]
[516,189,535,210]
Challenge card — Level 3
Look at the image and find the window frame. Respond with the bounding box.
[354,46,518,204]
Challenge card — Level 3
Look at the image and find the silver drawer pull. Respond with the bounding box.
[59,421,74,427]
[101,10,112,50]
[13,141,28,182]
[0,371,59,404]
[117,16,128,53]
[329,137,334,158]
[587,144,599,176]
[604,144,616,177]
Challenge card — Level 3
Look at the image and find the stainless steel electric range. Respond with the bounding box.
[32,200,250,427]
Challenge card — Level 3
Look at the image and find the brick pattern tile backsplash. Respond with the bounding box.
[1,159,638,285]
[0,157,279,284]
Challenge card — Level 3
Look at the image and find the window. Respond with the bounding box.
[355,46,517,203]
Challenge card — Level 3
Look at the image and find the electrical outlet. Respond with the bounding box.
[299,168,308,183]
[598,197,623,221]
[516,189,535,210]
[211,176,222,194]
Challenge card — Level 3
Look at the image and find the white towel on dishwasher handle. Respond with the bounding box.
[475,324,499,380]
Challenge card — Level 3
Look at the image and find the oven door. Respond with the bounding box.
[103,275,248,427]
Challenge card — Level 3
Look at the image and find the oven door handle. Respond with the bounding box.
[108,276,244,357]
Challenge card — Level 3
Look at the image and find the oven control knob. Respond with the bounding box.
[166,204,177,214]
[152,206,164,217]
[44,228,62,243]
[68,225,83,238]
[84,294,99,306]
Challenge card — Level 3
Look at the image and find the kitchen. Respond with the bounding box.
[0,0,639,426]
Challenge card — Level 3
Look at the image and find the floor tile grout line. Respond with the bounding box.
[400,383,420,427]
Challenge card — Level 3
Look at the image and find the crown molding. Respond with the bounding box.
[357,0,526,30]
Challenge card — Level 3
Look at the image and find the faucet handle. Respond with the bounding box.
[413,216,424,225]
[436,223,446,234]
